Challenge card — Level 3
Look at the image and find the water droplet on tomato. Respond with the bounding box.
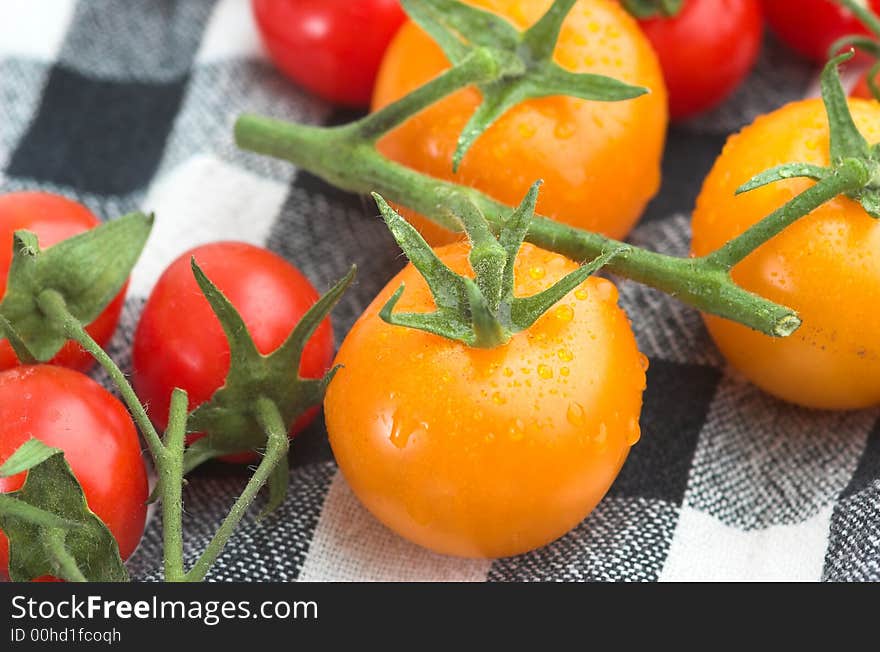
[528,266,546,280]
[566,402,585,427]
[537,364,553,379]
[626,417,641,446]
[554,304,574,322]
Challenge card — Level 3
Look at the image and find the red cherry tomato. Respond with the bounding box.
[0,365,148,580]
[763,0,880,63]
[252,0,406,107]
[0,193,126,372]
[637,0,763,119]
[132,242,334,461]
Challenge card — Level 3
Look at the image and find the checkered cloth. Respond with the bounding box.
[2,1,878,582]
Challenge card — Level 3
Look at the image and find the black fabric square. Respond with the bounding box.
[6,66,185,195]
[641,129,727,223]
[841,417,880,499]
[609,359,721,504]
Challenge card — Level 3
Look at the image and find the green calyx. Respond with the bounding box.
[738,53,880,213]
[400,0,648,171]
[182,262,355,513]
[374,181,624,348]
[0,439,128,582]
[707,53,880,269]
[621,0,684,19]
[0,212,153,362]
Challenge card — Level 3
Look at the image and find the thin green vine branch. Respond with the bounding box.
[160,388,188,583]
[356,47,502,141]
[235,113,800,337]
[707,158,869,268]
[183,396,289,583]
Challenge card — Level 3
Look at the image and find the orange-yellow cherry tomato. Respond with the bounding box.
[371,0,667,245]
[325,242,646,558]
[692,98,880,409]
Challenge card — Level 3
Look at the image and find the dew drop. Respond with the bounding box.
[575,288,589,301]
[638,353,650,372]
[567,402,585,427]
[595,423,608,445]
[537,364,553,379]
[491,391,507,405]
[555,304,574,322]
[626,417,641,446]
[557,348,574,362]
[503,367,514,377]
[529,266,546,280]
[560,366,570,377]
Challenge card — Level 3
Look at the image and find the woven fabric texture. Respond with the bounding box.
[1,1,878,582]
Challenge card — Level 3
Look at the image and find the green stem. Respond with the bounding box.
[183,396,289,583]
[160,389,188,583]
[235,114,801,337]
[35,289,165,461]
[707,158,869,269]
[355,48,500,141]
[44,528,87,583]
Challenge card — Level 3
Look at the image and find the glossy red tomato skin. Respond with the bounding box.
[0,365,149,580]
[252,0,406,107]
[0,192,126,372]
[763,0,880,63]
[132,242,334,460]
[638,0,763,119]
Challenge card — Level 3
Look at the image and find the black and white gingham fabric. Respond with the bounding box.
[2,1,878,582]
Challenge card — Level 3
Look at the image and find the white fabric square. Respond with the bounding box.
[132,154,288,297]
[0,0,75,61]
[299,472,493,582]
[659,504,833,582]
[196,0,267,63]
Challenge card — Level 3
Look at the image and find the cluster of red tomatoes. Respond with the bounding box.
[0,193,335,578]
[2,0,880,575]
[252,0,880,118]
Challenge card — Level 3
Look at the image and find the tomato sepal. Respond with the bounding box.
[621,0,683,19]
[374,182,624,348]
[0,438,128,582]
[400,0,648,171]
[0,212,152,362]
[182,261,355,493]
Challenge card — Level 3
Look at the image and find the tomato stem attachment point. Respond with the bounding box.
[711,52,880,269]
[374,185,623,348]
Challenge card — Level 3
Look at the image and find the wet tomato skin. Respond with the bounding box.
[0,365,149,580]
[325,242,646,558]
[692,98,880,409]
[371,0,667,245]
[132,242,335,461]
[0,192,126,372]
